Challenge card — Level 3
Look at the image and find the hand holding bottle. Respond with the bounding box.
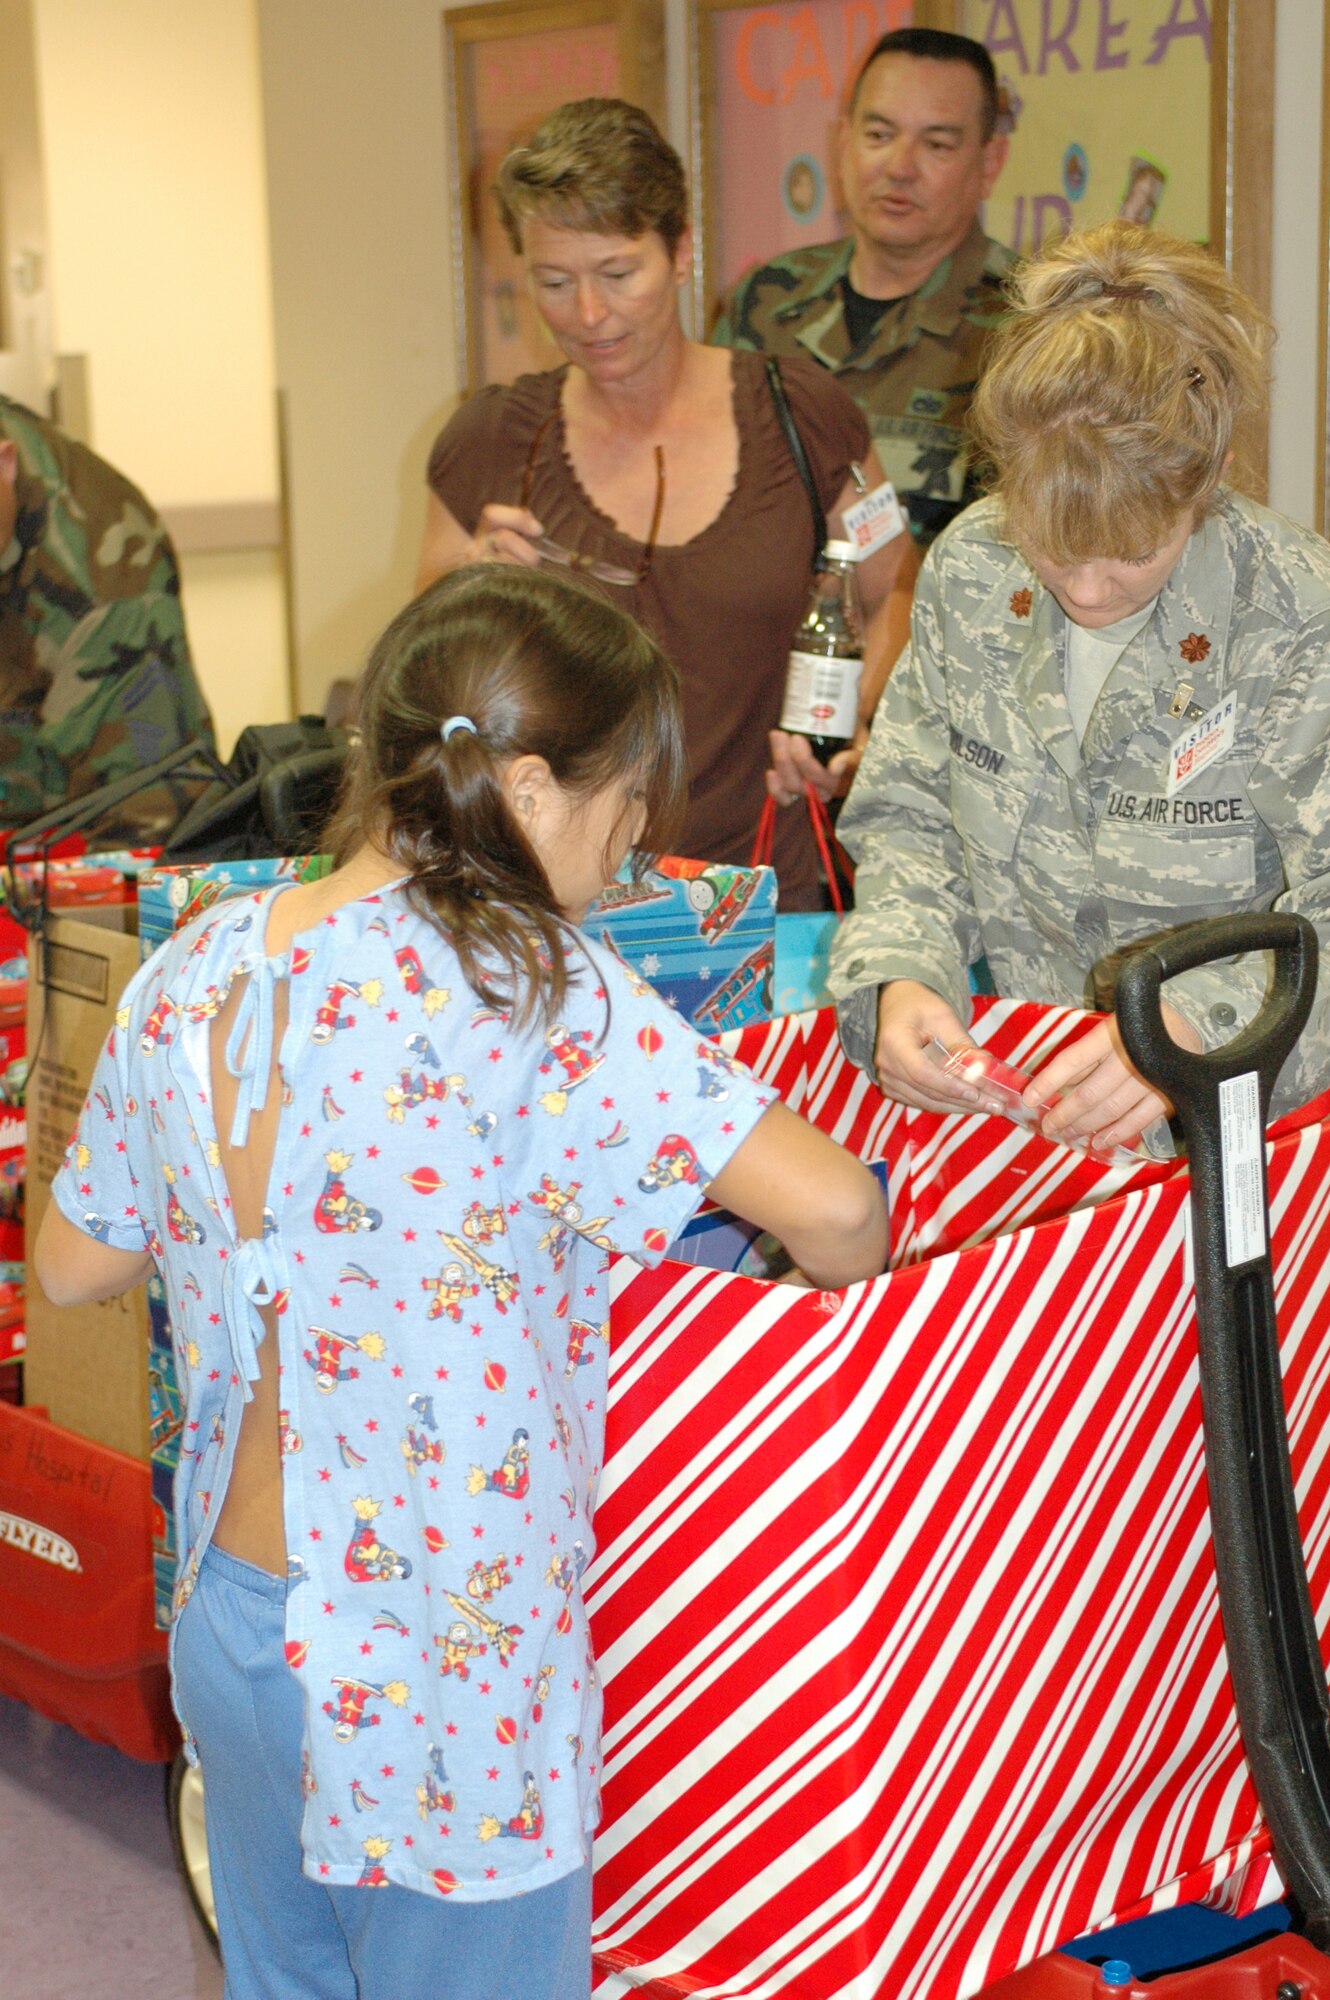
[773,542,864,800]
[767,728,863,807]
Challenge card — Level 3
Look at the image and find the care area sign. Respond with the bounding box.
[958,0,1211,253]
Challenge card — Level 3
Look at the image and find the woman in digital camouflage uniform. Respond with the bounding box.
[830,221,1330,1152]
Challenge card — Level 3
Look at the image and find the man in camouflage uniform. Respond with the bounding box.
[0,395,214,837]
[829,491,1330,1123]
[713,27,1013,550]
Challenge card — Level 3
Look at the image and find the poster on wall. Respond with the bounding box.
[692,0,917,326]
[445,0,664,393]
[956,0,1211,255]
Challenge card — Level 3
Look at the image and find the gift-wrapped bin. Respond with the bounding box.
[587,1000,1330,2000]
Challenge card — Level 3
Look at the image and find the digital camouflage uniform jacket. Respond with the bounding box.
[0,396,213,834]
[829,493,1330,1120]
[712,223,1016,547]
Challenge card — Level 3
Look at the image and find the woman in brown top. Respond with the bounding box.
[417,99,914,909]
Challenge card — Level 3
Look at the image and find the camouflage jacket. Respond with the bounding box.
[829,493,1330,1118]
[712,223,1015,546]
[0,397,214,837]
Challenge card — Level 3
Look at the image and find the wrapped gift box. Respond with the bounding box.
[0,1260,23,1368]
[136,852,332,958]
[8,848,158,912]
[584,858,776,1033]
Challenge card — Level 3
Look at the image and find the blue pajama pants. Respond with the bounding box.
[174,1543,592,2000]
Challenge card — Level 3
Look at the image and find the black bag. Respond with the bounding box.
[159,718,348,863]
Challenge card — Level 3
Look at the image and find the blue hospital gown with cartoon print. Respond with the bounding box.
[50,880,773,1900]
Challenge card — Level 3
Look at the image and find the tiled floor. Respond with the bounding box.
[0,1691,223,1999]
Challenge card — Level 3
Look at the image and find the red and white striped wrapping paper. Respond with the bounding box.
[588,1001,1330,1998]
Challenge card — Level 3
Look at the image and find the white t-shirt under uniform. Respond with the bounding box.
[1064,600,1157,743]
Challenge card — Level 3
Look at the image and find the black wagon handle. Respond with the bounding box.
[1114,912,1330,1947]
[1114,912,1315,1114]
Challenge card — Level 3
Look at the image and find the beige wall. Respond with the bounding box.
[1268,0,1324,531]
[256,0,458,711]
[256,0,693,711]
[0,0,52,411]
[30,0,287,758]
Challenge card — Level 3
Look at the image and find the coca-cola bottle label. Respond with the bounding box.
[780,650,861,739]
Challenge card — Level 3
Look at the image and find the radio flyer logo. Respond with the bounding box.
[0,1510,81,1571]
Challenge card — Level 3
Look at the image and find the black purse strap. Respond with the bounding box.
[764,356,826,571]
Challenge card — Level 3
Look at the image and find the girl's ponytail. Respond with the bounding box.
[325,565,684,1032]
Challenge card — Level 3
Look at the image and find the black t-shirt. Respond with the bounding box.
[841,274,907,352]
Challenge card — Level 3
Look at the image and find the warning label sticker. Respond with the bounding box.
[1220,1070,1265,1268]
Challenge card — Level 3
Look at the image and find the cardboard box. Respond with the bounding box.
[23,906,153,1463]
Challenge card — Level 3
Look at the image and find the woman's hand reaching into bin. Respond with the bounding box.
[1024,1004,1202,1154]
[873,980,990,1116]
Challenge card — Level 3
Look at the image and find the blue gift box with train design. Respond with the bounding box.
[583,856,777,1033]
[136,853,334,961]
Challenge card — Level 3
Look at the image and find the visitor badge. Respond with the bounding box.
[1167,692,1236,796]
[842,480,907,559]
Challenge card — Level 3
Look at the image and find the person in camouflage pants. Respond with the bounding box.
[0,395,214,838]
[830,222,1330,1149]
[712,27,1013,552]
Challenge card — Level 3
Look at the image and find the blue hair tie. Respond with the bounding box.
[440,715,478,743]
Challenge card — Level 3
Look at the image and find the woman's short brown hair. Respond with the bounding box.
[494,98,688,257]
[969,221,1274,566]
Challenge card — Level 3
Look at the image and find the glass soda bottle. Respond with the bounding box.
[778,540,863,765]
